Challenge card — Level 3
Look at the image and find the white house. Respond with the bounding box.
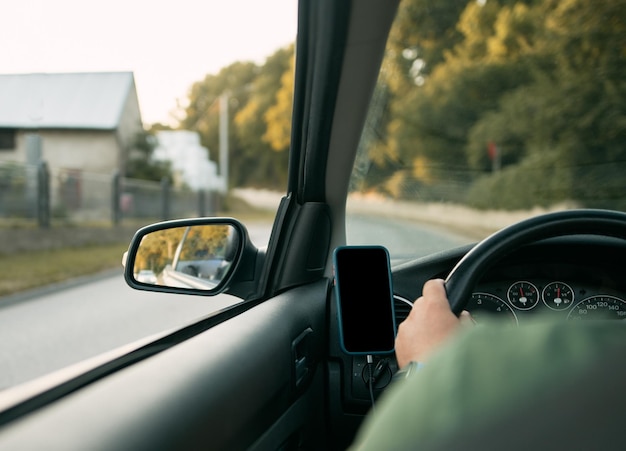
[153,130,225,193]
[0,71,143,175]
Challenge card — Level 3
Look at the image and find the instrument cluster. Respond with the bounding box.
[469,278,626,324]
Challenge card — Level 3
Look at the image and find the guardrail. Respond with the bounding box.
[0,161,220,227]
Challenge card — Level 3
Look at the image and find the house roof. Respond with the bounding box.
[0,72,139,130]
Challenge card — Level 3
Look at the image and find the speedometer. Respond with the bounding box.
[567,295,626,321]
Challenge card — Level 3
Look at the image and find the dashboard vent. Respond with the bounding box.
[394,295,413,325]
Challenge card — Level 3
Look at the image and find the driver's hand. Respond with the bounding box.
[395,279,474,369]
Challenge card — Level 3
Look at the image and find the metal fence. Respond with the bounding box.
[0,160,219,227]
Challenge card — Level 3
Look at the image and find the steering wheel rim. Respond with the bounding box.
[444,209,626,315]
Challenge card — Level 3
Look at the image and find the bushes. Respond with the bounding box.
[466,152,626,211]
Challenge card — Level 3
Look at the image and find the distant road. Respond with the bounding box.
[0,216,470,389]
[347,214,472,262]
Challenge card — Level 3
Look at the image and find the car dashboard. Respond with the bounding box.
[328,235,626,437]
[392,235,626,325]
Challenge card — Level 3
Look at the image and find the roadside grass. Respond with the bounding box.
[0,244,129,297]
[0,194,277,298]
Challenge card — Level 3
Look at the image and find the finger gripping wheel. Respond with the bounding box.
[444,209,626,315]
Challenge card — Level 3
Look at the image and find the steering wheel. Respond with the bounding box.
[444,209,626,315]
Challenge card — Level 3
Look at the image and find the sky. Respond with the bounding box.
[1,0,298,125]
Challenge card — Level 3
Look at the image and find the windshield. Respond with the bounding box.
[348,0,626,263]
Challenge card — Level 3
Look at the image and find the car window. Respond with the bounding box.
[348,0,626,263]
[0,0,295,389]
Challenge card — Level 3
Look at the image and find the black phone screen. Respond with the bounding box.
[334,246,396,354]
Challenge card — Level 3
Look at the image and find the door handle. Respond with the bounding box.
[291,327,314,395]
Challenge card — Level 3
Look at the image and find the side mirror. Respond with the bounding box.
[124,217,251,296]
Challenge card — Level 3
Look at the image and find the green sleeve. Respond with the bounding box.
[350,321,626,450]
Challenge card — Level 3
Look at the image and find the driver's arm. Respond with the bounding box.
[352,280,626,451]
[395,279,473,369]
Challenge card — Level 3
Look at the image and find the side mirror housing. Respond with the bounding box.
[124,217,260,299]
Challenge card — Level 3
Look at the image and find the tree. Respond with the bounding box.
[133,225,231,275]
[133,227,185,274]
[262,48,295,153]
[379,0,536,198]
[177,225,231,260]
[181,46,294,190]
[181,61,258,170]
[363,0,626,209]
[233,45,293,189]
[466,0,626,208]
[125,130,173,182]
[386,0,470,92]
[362,0,475,196]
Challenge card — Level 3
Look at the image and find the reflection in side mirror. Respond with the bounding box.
[124,218,244,296]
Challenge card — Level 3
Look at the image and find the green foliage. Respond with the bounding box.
[362,0,626,210]
[467,152,573,209]
[182,61,257,166]
[386,0,469,92]
[172,0,626,210]
[133,225,231,275]
[262,49,295,153]
[134,227,184,274]
[126,131,173,182]
[181,46,293,190]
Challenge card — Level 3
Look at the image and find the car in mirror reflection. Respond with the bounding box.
[135,269,157,284]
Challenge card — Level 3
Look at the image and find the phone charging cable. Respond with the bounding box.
[366,355,376,411]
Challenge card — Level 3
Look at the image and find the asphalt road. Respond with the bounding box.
[0,217,472,390]
[347,214,472,263]
[0,275,243,390]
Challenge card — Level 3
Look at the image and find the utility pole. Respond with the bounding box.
[219,93,229,192]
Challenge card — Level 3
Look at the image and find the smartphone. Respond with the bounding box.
[333,245,396,354]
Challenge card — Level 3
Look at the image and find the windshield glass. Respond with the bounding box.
[348,0,626,263]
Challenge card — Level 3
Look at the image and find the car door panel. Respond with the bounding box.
[0,279,330,450]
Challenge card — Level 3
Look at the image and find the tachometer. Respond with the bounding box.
[507,281,539,310]
[567,295,626,321]
[468,293,518,324]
